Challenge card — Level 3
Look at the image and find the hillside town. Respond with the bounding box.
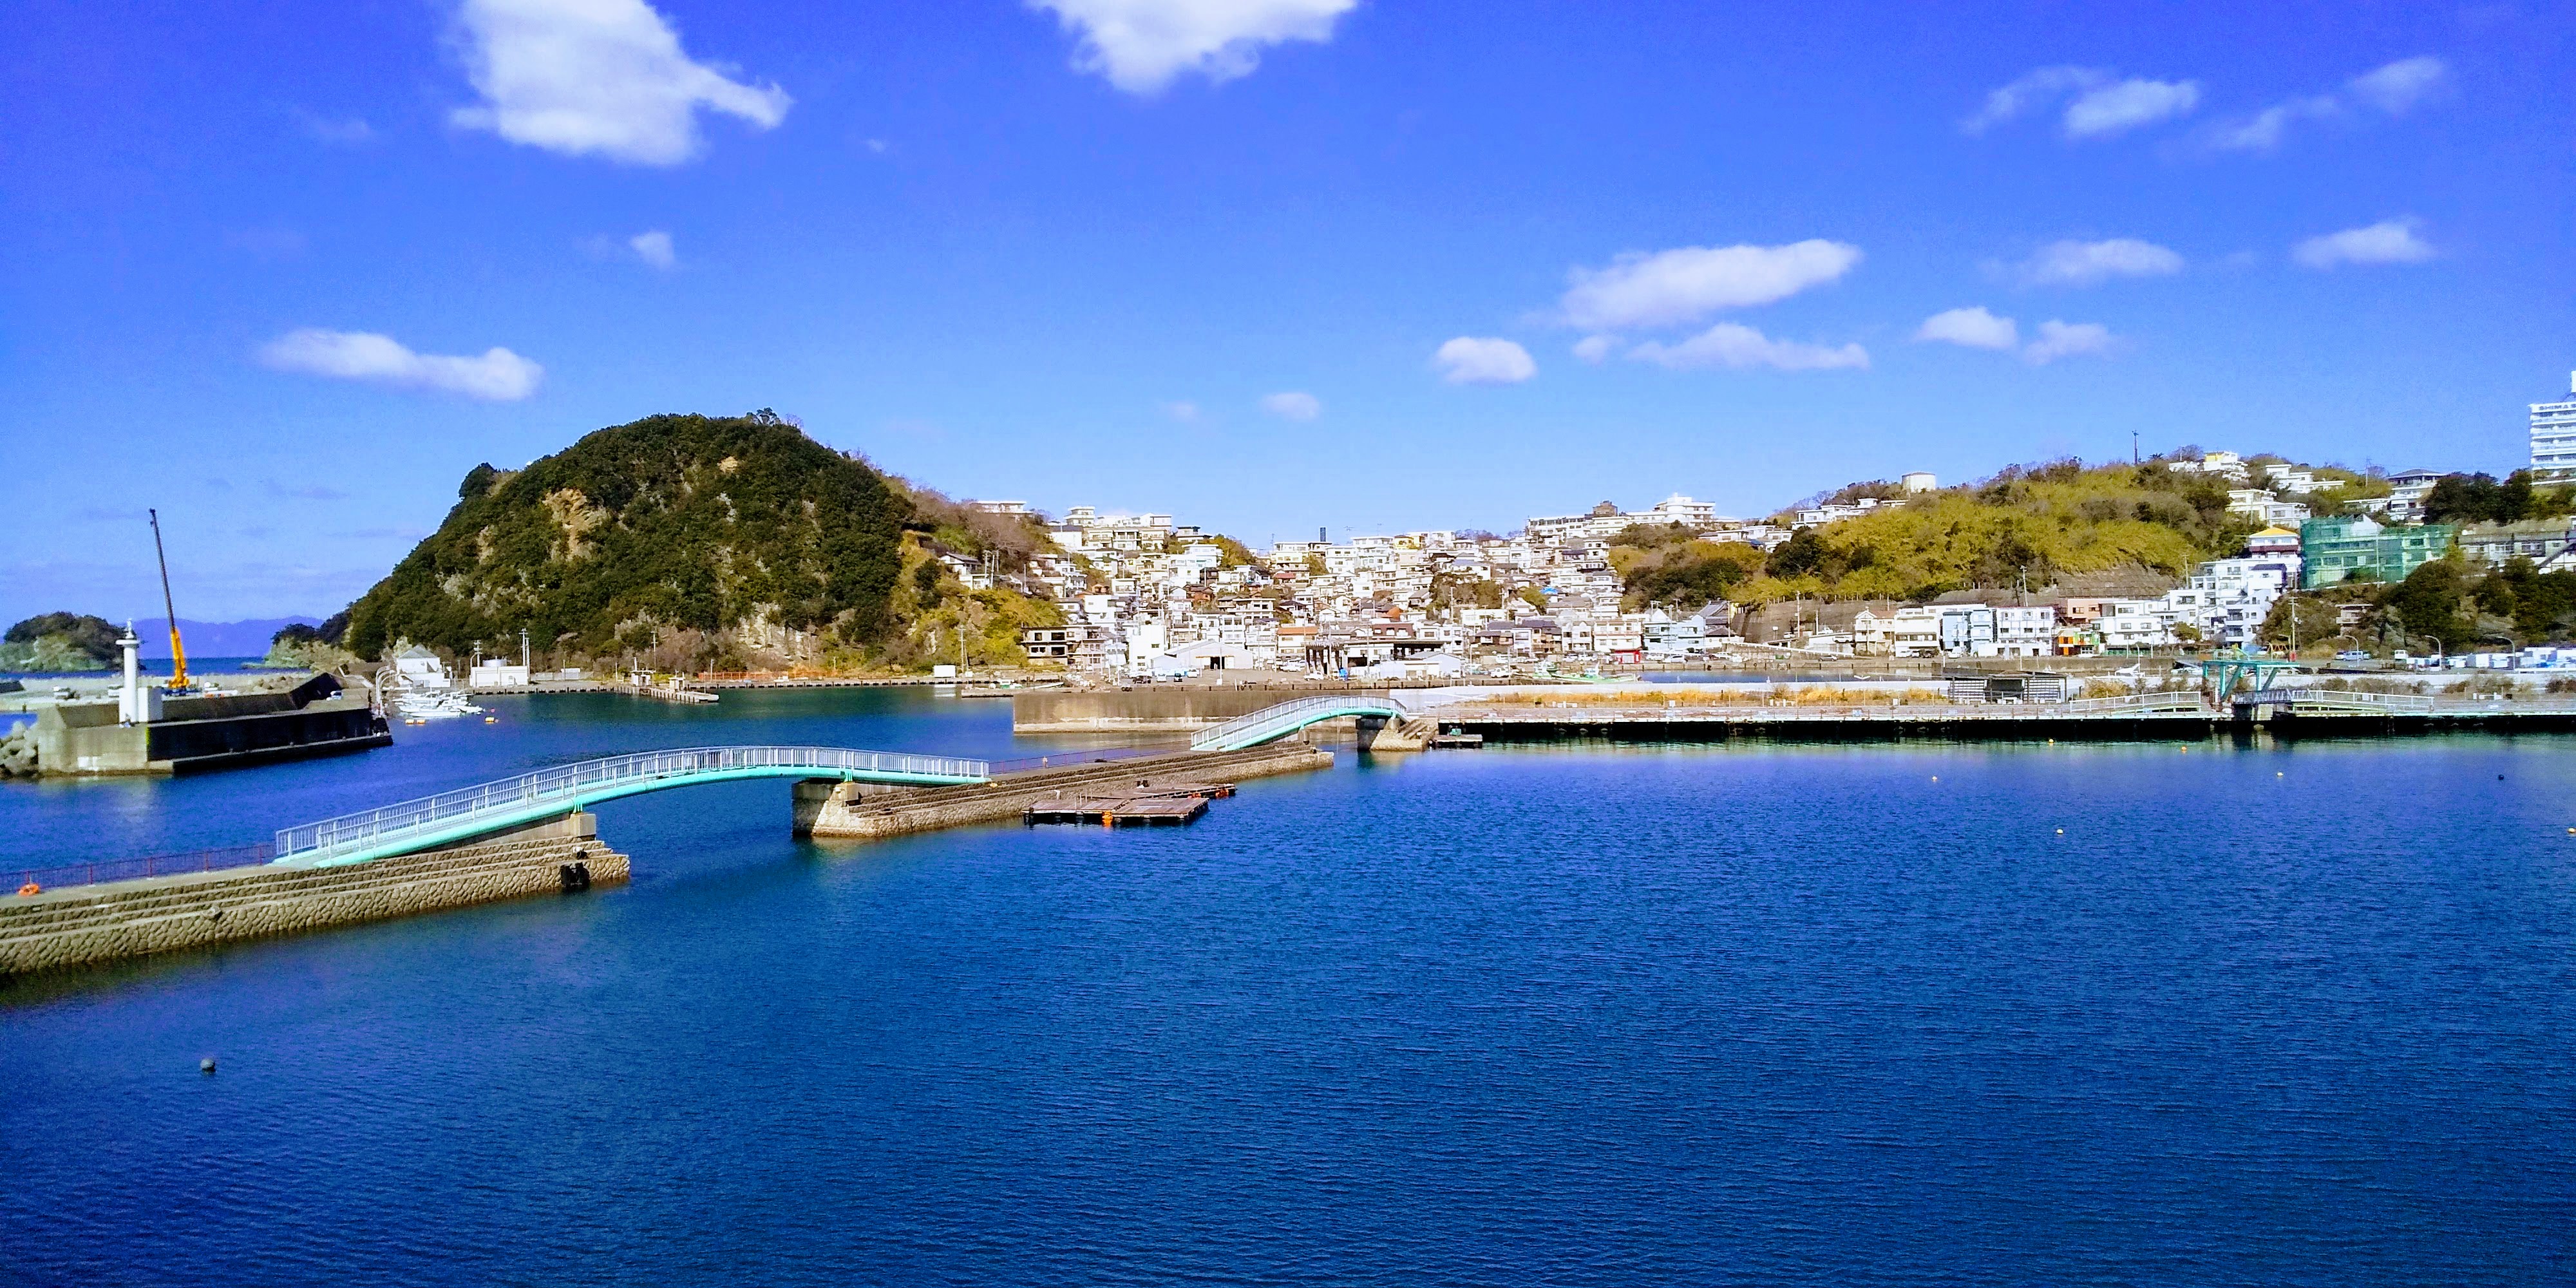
[977,375,2576,681]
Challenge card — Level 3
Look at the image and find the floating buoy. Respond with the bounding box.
[199,1058,216,1074]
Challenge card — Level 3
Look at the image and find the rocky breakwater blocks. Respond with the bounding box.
[796,743,1335,840]
[0,815,629,976]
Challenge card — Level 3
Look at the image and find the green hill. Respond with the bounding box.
[1615,457,2386,609]
[345,412,923,665]
[1,612,120,672]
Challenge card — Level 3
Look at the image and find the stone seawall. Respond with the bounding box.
[797,743,1334,840]
[0,815,629,976]
[1013,688,1401,734]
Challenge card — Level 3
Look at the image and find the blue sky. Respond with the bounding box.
[2,0,2568,623]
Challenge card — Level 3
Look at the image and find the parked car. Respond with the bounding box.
[2335,650,2370,663]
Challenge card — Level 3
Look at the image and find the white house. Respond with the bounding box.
[1992,605,2058,658]
[1851,606,1941,657]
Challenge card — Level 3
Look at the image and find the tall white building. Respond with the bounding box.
[2533,372,2576,482]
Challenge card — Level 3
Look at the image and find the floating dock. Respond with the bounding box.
[1025,793,1211,826]
[1023,780,1233,826]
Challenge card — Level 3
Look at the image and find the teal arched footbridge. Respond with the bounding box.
[274,746,990,867]
[1190,694,1415,752]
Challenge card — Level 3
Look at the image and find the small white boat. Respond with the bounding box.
[381,649,486,720]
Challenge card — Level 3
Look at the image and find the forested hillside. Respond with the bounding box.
[1,612,120,672]
[344,411,1056,669]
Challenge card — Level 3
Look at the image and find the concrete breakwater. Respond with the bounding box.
[795,742,1335,839]
[1429,700,2576,743]
[1,815,626,977]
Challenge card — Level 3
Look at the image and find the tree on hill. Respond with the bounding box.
[2421,469,2576,526]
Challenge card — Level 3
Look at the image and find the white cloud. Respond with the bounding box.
[449,0,790,166]
[258,329,544,401]
[629,230,676,269]
[1964,66,2197,140]
[2213,57,2448,153]
[2346,56,2448,114]
[2212,97,2338,151]
[1162,400,1202,422]
[2019,238,2184,287]
[294,111,376,145]
[1962,65,2104,134]
[1915,307,2019,351]
[1560,240,1862,331]
[1028,0,1355,94]
[2292,218,2435,269]
[2022,319,2116,365]
[1627,323,1868,373]
[1571,335,1616,364]
[1432,337,1537,385]
[2062,77,2200,138]
[1262,390,1321,421]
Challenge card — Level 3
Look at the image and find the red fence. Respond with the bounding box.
[12,843,277,895]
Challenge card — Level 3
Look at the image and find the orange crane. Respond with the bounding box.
[148,508,189,692]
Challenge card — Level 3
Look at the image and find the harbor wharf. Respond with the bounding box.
[1424,692,2576,743]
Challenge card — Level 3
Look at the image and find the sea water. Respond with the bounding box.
[3,690,2570,1284]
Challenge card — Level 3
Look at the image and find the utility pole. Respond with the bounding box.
[2132,431,2140,465]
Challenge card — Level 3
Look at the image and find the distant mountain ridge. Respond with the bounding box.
[130,617,321,659]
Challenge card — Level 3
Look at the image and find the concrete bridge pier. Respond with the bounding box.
[1353,715,1435,752]
[792,778,929,836]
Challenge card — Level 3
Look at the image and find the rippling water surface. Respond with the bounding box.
[4,690,2572,1285]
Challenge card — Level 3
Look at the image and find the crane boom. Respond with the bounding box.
[148,508,188,692]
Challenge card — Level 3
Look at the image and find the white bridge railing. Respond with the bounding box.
[1191,695,1411,752]
[2056,690,2212,715]
[2241,687,2576,715]
[275,745,989,864]
[2240,687,2436,712]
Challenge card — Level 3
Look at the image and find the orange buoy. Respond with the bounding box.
[16,881,41,897]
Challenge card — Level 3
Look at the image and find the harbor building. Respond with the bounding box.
[2532,372,2576,482]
